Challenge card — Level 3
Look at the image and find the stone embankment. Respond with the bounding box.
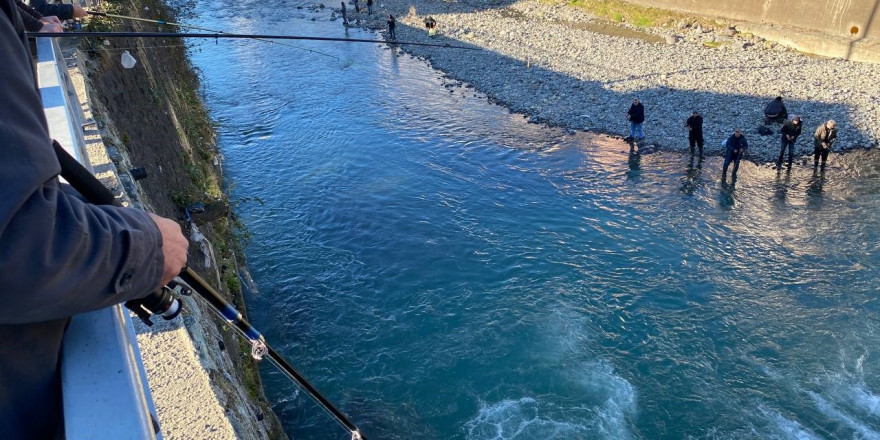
[339,0,880,162]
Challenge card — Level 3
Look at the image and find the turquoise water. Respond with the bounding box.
[186,6,880,439]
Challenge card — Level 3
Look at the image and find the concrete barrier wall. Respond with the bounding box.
[623,0,880,39]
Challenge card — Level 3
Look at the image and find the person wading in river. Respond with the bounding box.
[340,1,348,26]
[685,110,704,157]
[625,98,645,142]
[776,115,802,170]
[387,14,396,39]
[722,129,748,181]
[813,119,837,169]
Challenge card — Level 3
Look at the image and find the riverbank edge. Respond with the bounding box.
[341,0,878,164]
[75,0,287,437]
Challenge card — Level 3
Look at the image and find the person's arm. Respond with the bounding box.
[0,12,184,324]
[15,0,43,31]
[26,0,81,20]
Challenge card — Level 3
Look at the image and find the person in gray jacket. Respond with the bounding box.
[0,2,188,437]
[813,119,837,168]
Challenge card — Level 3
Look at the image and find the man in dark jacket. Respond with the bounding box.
[626,98,645,141]
[685,110,704,156]
[764,96,788,123]
[340,1,348,26]
[776,115,802,169]
[0,3,189,438]
[387,14,396,39]
[813,119,837,168]
[722,129,748,181]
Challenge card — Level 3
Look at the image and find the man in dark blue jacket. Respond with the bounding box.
[776,115,802,169]
[626,98,645,141]
[722,129,748,181]
[0,2,188,437]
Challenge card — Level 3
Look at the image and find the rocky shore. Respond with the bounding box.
[339,0,879,162]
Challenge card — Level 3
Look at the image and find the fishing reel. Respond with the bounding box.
[125,278,193,326]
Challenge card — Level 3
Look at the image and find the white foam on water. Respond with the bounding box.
[809,391,880,440]
[846,383,880,419]
[757,405,821,440]
[465,361,637,439]
[580,360,637,440]
[464,397,593,440]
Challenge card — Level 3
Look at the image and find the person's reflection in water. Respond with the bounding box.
[719,177,736,209]
[773,166,792,203]
[680,155,703,195]
[806,167,826,209]
[626,141,641,181]
[387,44,400,76]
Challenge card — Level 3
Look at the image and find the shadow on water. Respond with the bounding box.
[680,155,703,196]
[626,141,641,181]
[806,167,826,209]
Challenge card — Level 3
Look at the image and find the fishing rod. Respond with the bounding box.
[51,140,367,440]
[85,10,341,60]
[32,30,484,50]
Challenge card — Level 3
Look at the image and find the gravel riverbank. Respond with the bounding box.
[336,0,880,162]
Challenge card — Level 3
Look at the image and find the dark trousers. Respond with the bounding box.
[689,133,703,155]
[367,4,372,14]
[777,138,795,167]
[389,27,396,39]
[722,152,741,179]
[814,146,830,167]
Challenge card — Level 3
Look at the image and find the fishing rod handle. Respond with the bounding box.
[53,140,181,324]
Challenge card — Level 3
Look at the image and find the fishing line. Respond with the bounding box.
[87,43,189,51]
[34,30,483,51]
[86,11,342,60]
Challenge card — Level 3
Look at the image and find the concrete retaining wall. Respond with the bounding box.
[624,0,880,61]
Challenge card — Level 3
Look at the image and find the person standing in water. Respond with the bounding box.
[722,129,748,181]
[685,110,704,157]
[387,14,396,39]
[340,1,348,26]
[626,98,645,142]
[776,115,802,170]
[813,119,837,169]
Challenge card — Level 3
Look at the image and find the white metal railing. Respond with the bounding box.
[34,36,162,440]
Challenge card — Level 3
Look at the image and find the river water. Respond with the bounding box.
[185,5,880,439]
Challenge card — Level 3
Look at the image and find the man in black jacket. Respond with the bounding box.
[685,110,704,156]
[764,96,788,124]
[776,115,802,169]
[626,98,645,141]
[0,3,188,438]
